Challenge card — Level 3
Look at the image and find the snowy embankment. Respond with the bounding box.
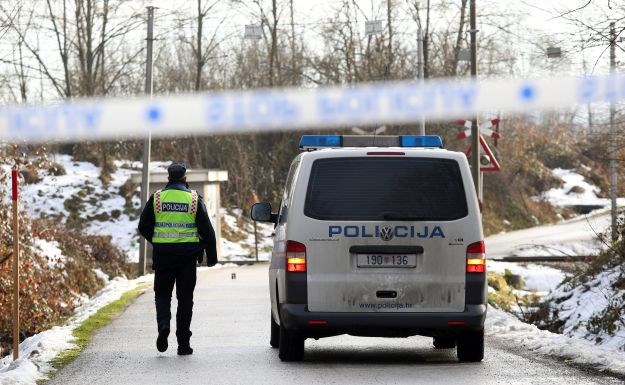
[0,272,150,384]
[538,167,624,208]
[486,307,625,375]
[546,265,625,352]
[2,155,158,261]
[488,260,566,293]
[3,155,273,263]
[530,168,625,352]
[486,259,625,373]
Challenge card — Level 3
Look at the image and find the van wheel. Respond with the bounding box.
[457,329,484,362]
[270,312,279,348]
[433,337,456,349]
[278,323,304,361]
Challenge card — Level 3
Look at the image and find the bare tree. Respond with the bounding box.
[0,0,143,99]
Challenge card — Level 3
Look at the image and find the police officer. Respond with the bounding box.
[138,162,218,355]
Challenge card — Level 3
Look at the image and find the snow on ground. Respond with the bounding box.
[4,155,274,263]
[221,208,274,261]
[0,274,151,385]
[510,241,603,258]
[2,155,172,262]
[488,260,566,293]
[545,265,625,352]
[486,306,625,375]
[31,239,66,269]
[0,263,238,385]
[536,167,625,208]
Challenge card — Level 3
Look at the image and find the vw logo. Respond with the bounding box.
[380,226,394,241]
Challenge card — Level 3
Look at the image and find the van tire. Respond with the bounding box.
[457,329,484,362]
[433,337,456,349]
[270,312,279,348]
[278,323,304,361]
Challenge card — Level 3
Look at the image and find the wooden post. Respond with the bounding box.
[11,167,19,360]
[248,193,259,262]
[254,221,259,262]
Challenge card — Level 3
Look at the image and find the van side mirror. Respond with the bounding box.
[251,202,278,223]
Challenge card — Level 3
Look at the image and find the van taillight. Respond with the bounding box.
[286,240,306,272]
[466,241,485,273]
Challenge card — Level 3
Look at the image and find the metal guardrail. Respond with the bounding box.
[491,255,595,262]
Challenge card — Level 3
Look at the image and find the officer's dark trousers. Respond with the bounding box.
[154,261,197,345]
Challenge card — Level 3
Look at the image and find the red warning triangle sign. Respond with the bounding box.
[465,135,501,172]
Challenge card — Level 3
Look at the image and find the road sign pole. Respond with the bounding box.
[139,6,155,275]
[12,167,20,360]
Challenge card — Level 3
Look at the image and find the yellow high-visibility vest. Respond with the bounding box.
[152,189,200,243]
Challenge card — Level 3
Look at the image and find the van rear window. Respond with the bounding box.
[304,157,468,221]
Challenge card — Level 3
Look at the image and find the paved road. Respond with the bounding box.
[486,210,611,260]
[48,264,622,385]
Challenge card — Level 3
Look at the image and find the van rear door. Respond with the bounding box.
[302,156,473,313]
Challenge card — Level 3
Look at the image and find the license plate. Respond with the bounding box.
[357,254,417,268]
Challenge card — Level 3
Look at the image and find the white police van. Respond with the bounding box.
[251,135,486,362]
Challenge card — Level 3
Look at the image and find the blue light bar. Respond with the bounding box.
[299,135,443,149]
[400,135,443,148]
[299,135,342,149]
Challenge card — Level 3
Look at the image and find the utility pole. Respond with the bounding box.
[610,22,617,242]
[469,0,480,199]
[139,6,155,275]
[417,27,425,135]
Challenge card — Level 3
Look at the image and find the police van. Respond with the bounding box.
[251,135,486,362]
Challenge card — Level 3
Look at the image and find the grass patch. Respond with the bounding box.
[50,285,147,371]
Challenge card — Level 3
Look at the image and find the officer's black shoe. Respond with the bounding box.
[177,344,193,355]
[156,327,170,352]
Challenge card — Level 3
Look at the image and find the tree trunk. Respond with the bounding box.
[424,0,431,79]
[289,0,297,85]
[452,0,468,75]
[269,0,278,87]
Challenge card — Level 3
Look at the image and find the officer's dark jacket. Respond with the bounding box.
[138,181,218,270]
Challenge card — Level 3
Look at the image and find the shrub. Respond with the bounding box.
[20,165,41,184]
[48,162,66,176]
[0,213,133,357]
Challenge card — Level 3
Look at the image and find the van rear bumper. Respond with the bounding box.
[280,304,487,338]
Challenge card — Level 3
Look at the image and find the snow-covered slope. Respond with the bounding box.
[537,167,622,208]
[545,265,625,352]
[4,155,273,262]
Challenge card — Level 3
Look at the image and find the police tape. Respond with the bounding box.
[1,74,623,142]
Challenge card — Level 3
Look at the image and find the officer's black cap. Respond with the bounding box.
[167,162,187,180]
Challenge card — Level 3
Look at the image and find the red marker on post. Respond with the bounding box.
[12,167,18,200]
[11,166,20,360]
